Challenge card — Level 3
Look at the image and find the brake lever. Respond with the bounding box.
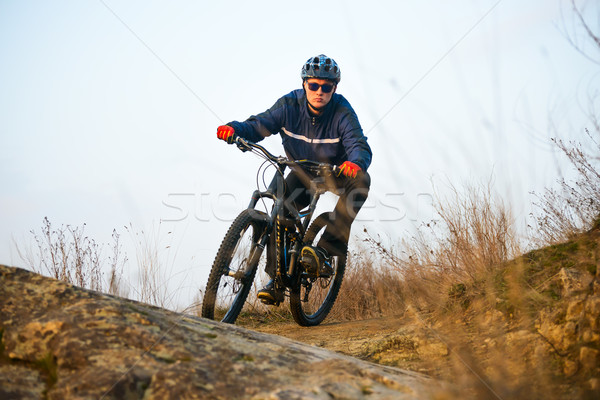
[235,137,251,152]
[311,163,339,178]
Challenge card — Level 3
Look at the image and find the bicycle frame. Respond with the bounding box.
[240,138,332,288]
[203,137,347,326]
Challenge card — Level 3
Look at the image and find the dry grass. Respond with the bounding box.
[17,217,127,296]
[399,182,519,313]
[331,182,519,321]
[125,222,175,308]
[329,246,406,321]
[17,219,187,309]
[530,130,600,246]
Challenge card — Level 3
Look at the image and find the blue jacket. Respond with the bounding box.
[228,89,372,171]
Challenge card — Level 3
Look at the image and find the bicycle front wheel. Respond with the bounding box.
[289,212,347,327]
[201,209,268,324]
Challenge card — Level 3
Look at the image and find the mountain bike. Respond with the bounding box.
[201,137,346,326]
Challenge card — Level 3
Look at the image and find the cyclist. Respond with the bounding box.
[216,54,372,305]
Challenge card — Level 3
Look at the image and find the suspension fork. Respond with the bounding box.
[275,217,302,286]
[274,214,295,287]
[227,225,270,280]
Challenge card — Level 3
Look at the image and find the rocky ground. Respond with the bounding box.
[0,265,439,400]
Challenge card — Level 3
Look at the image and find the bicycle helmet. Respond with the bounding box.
[301,54,341,83]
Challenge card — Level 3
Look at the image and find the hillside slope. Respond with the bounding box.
[252,227,600,398]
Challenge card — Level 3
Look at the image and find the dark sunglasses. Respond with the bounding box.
[306,82,335,93]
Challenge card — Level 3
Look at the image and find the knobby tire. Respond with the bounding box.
[201,209,267,324]
[289,212,346,326]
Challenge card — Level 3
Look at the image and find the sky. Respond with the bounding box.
[1,0,598,309]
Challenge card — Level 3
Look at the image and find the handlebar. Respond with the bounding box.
[234,136,339,176]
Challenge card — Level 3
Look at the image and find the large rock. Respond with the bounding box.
[0,265,434,399]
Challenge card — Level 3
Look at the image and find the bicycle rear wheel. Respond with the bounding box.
[289,212,346,326]
[201,209,268,324]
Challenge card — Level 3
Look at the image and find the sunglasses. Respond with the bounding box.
[306,82,335,93]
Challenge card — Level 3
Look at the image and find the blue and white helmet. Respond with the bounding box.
[301,54,341,83]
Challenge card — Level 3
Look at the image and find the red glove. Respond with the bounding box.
[216,125,235,144]
[338,161,361,178]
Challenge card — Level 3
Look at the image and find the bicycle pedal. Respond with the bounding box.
[257,292,282,306]
[259,297,281,306]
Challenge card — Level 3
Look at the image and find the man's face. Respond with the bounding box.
[304,78,336,111]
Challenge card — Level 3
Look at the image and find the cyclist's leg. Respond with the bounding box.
[318,171,371,256]
[283,170,313,214]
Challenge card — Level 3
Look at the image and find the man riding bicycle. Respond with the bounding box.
[216,54,372,305]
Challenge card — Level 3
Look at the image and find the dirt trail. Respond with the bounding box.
[251,316,407,353]
[248,314,447,376]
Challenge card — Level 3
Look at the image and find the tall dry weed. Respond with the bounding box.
[125,222,187,309]
[18,217,127,295]
[330,244,406,321]
[530,4,600,245]
[531,129,600,245]
[385,182,520,314]
[330,181,519,322]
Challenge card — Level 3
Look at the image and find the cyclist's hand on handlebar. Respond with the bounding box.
[216,125,236,144]
[337,161,361,178]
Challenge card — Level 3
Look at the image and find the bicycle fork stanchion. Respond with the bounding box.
[227,237,267,280]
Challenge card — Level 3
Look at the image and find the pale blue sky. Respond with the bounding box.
[1,0,598,308]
